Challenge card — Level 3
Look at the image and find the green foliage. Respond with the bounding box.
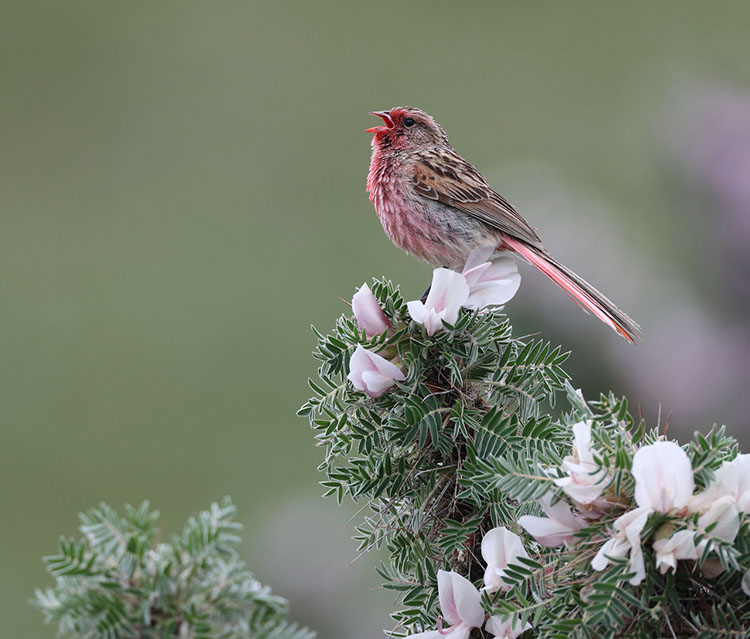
[33,499,314,639]
[301,276,750,638]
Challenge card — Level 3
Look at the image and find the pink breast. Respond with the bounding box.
[367,157,488,268]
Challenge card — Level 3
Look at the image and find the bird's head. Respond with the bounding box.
[366,107,449,152]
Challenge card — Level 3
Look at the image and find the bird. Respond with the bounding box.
[365,106,641,343]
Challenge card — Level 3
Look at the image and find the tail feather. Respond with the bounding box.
[502,236,641,343]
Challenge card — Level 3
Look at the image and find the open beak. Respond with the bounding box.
[365,110,394,134]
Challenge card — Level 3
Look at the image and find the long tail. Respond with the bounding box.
[502,236,641,343]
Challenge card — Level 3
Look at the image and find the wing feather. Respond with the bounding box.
[412,151,543,248]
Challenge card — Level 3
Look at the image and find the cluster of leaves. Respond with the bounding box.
[487,397,750,639]
[300,276,750,638]
[33,498,314,639]
[299,278,569,635]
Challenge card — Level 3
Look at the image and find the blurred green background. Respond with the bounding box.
[3,1,750,637]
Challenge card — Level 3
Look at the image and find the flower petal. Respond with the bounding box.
[451,575,485,629]
[518,515,577,548]
[347,346,404,398]
[406,303,444,336]
[352,283,391,337]
[402,632,443,639]
[571,421,595,466]
[592,536,631,571]
[539,492,585,529]
[742,571,750,596]
[462,246,497,272]
[437,570,484,629]
[437,570,460,626]
[423,269,470,325]
[653,529,697,574]
[696,455,750,514]
[591,505,650,582]
[632,441,694,513]
[555,424,609,505]
[716,455,750,512]
[443,624,473,639]
[696,494,739,556]
[408,269,469,334]
[406,300,427,325]
[369,351,406,380]
[463,254,521,311]
[424,308,446,336]
[481,527,529,592]
[485,614,532,639]
[360,370,395,397]
[518,493,585,547]
[622,507,650,585]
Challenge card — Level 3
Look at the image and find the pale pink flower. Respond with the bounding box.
[485,614,532,639]
[407,268,469,335]
[352,282,391,337]
[518,493,585,547]
[404,570,484,639]
[462,249,521,311]
[652,529,697,575]
[591,506,650,585]
[554,421,609,507]
[632,441,694,513]
[481,527,529,593]
[347,346,405,398]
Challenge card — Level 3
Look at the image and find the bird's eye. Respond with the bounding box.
[403,117,416,128]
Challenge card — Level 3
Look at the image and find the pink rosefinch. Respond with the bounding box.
[366,107,640,342]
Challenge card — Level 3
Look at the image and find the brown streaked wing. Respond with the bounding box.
[411,152,543,247]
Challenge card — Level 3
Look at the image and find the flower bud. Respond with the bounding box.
[352,283,391,337]
[347,346,405,398]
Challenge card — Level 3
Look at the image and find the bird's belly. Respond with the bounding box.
[374,192,493,269]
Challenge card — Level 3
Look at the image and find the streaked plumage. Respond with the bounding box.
[366,106,640,342]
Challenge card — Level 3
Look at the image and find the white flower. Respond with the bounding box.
[652,529,697,575]
[691,454,750,514]
[592,506,650,585]
[352,282,391,337]
[691,495,739,578]
[554,421,609,507]
[687,457,744,575]
[485,614,532,639]
[347,346,405,398]
[695,494,739,556]
[404,570,484,639]
[632,441,694,513]
[481,527,529,593]
[518,492,585,547]
[407,268,469,335]
[593,441,694,585]
[713,455,750,512]
[407,252,519,335]
[462,248,521,311]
